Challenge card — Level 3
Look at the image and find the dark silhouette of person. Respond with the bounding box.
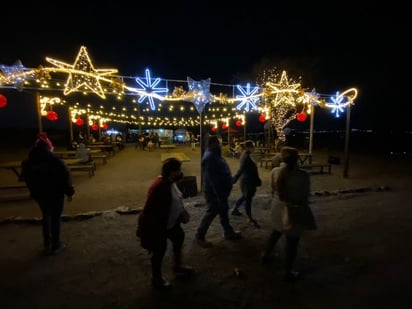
[21,132,75,255]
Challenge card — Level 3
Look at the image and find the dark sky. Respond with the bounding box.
[1,0,410,131]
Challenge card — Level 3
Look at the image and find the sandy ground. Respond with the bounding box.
[1,143,412,308]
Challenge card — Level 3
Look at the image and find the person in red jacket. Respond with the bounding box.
[136,157,193,289]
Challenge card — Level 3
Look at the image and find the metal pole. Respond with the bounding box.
[343,104,351,178]
[199,111,204,191]
[68,107,74,143]
[243,112,246,141]
[309,104,315,155]
[36,92,43,134]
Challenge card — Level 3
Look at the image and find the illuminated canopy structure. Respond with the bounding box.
[0,46,358,131]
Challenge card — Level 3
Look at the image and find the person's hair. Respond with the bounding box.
[161,157,182,177]
[243,140,255,150]
[207,135,220,147]
[277,146,299,201]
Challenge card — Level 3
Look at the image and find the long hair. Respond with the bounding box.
[276,147,299,201]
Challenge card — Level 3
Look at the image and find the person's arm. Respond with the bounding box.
[233,152,246,183]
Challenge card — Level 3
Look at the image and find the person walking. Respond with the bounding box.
[195,135,242,247]
[261,146,316,282]
[231,140,262,228]
[21,132,75,255]
[136,158,193,289]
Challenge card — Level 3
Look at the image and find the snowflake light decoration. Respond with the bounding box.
[235,83,260,112]
[134,69,168,111]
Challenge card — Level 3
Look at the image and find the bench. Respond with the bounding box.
[259,157,274,169]
[0,184,27,190]
[91,154,107,165]
[301,163,332,174]
[69,164,95,177]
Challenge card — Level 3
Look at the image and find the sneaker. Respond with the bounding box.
[196,238,213,248]
[224,231,243,240]
[152,277,172,289]
[231,209,242,216]
[174,264,194,275]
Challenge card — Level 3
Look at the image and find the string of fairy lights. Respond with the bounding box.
[0,46,358,138]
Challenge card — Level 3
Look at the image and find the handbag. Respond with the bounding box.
[179,207,190,224]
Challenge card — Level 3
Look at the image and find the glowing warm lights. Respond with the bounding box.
[0,45,359,128]
[46,46,118,99]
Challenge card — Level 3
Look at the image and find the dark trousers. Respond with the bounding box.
[37,197,65,250]
[234,185,256,219]
[151,224,184,280]
[196,197,234,238]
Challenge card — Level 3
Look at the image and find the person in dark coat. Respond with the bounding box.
[21,132,75,255]
[195,135,242,248]
[136,158,193,289]
[231,140,262,228]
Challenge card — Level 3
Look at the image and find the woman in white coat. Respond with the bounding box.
[261,146,316,282]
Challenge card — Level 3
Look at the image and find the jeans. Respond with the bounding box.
[196,196,235,239]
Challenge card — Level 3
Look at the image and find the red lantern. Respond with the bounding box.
[296,112,307,122]
[235,120,242,127]
[76,118,84,126]
[259,115,266,123]
[211,127,217,132]
[0,94,7,108]
[46,111,58,121]
[221,123,227,130]
[102,123,108,130]
[91,124,99,131]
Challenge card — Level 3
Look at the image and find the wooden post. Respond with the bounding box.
[343,104,351,178]
[36,92,43,134]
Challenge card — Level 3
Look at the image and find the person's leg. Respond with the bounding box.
[232,195,245,216]
[50,197,65,251]
[196,200,218,241]
[262,229,282,262]
[168,224,193,273]
[284,234,301,281]
[151,238,170,288]
[38,201,51,253]
[218,199,242,239]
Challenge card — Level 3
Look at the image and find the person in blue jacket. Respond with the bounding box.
[195,135,242,247]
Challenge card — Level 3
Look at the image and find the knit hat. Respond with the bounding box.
[35,132,54,152]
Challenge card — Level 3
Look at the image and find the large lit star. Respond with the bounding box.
[266,70,300,106]
[134,69,168,111]
[185,77,212,113]
[46,46,118,99]
[235,83,260,112]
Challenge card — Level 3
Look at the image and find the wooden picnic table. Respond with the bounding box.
[0,160,24,180]
[160,152,191,163]
[53,149,101,158]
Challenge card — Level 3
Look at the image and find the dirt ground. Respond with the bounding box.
[1,144,412,308]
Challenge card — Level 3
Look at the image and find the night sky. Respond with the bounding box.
[1,1,410,131]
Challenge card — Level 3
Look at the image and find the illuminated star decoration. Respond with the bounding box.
[134,69,169,110]
[186,77,212,113]
[46,46,118,99]
[266,70,300,106]
[0,60,29,91]
[235,83,260,112]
